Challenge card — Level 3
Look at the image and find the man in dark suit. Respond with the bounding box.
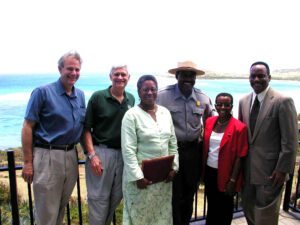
[238,61,298,225]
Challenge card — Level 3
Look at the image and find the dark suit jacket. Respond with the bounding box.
[238,87,298,185]
[203,116,248,192]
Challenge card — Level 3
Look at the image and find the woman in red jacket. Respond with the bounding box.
[203,93,248,225]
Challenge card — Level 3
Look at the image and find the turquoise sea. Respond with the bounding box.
[1,73,300,150]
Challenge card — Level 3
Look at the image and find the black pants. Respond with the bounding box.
[172,141,201,225]
[205,165,234,225]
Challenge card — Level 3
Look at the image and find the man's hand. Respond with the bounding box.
[165,170,177,183]
[270,170,286,188]
[136,178,152,189]
[90,155,104,177]
[22,162,34,184]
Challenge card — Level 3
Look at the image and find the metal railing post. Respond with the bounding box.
[0,198,2,225]
[283,170,294,211]
[7,150,20,225]
[293,166,300,209]
[76,173,83,225]
[66,203,71,225]
[27,183,34,225]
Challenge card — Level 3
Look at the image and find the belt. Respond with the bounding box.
[35,143,75,151]
[94,142,121,150]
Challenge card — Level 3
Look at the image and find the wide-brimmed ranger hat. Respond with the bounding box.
[168,61,205,76]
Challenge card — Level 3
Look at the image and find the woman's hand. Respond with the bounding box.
[165,170,177,183]
[225,180,236,196]
[136,178,152,189]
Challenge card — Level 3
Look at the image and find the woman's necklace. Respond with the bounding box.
[217,117,231,125]
[139,104,157,113]
[147,108,156,112]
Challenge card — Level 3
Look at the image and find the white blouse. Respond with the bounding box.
[207,131,224,169]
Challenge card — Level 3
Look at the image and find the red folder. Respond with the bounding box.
[141,155,175,184]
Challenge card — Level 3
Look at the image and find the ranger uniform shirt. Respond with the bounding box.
[156,83,213,142]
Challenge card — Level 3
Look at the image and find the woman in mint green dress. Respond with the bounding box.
[121,75,179,225]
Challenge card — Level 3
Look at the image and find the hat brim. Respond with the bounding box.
[168,67,205,76]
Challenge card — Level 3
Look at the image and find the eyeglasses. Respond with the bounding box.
[215,103,232,107]
[141,87,157,93]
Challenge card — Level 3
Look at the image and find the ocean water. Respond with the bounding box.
[1,73,300,150]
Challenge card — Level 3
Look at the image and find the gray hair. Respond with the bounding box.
[109,64,128,75]
[137,75,158,91]
[58,51,82,68]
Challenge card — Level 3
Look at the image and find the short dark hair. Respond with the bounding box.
[250,61,270,75]
[215,92,233,105]
[137,75,158,91]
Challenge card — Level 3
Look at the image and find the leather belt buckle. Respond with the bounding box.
[35,143,75,151]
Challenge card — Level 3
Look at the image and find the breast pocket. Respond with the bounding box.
[189,107,203,128]
[168,106,182,122]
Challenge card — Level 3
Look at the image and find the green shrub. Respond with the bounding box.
[0,181,29,224]
[114,201,123,225]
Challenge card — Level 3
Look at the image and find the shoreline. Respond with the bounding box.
[155,73,300,81]
[1,76,300,150]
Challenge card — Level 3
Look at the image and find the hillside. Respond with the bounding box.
[204,68,300,80]
[156,68,300,81]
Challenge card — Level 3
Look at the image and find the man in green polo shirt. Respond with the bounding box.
[83,65,135,225]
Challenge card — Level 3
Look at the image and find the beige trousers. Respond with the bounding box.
[33,147,78,225]
[85,145,123,225]
[242,182,283,225]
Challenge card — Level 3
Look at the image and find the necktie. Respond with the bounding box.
[250,96,260,134]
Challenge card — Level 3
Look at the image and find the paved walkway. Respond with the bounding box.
[190,209,300,225]
[231,209,300,225]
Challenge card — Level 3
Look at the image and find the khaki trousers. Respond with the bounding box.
[242,182,283,225]
[85,145,123,225]
[33,147,78,225]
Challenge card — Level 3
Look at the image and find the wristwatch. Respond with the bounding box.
[88,153,96,160]
[230,178,236,183]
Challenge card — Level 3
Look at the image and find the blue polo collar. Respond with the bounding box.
[56,79,77,98]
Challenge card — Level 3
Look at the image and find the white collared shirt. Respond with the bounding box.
[251,86,270,110]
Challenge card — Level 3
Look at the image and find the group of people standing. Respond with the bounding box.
[21,51,298,225]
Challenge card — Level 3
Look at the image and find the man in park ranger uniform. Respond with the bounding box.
[157,61,213,225]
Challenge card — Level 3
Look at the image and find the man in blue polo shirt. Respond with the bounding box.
[21,51,86,225]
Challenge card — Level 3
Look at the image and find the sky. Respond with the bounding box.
[0,0,299,74]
